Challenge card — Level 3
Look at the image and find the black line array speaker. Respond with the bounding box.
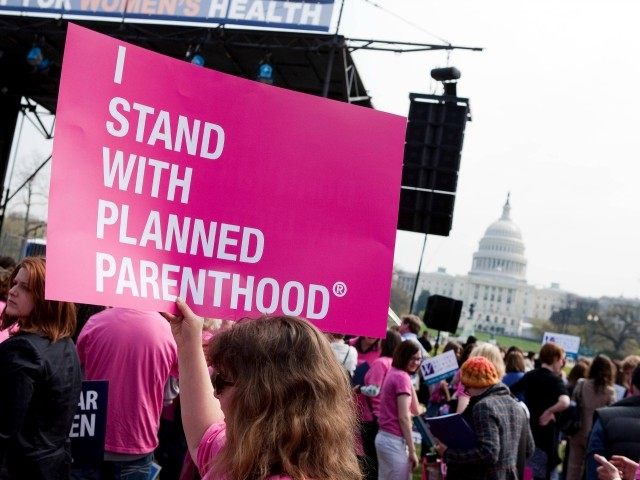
[397,189,455,237]
[423,294,463,333]
[398,93,470,237]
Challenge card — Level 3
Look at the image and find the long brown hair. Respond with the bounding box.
[207,316,361,480]
[1,257,76,342]
[505,350,526,374]
[392,340,420,371]
[588,354,615,393]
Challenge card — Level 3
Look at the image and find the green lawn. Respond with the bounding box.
[424,328,541,353]
[471,331,541,353]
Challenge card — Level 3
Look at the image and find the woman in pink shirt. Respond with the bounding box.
[350,336,382,367]
[375,341,422,480]
[164,299,361,480]
[358,330,402,480]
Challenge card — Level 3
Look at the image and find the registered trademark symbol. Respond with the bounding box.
[332,281,347,297]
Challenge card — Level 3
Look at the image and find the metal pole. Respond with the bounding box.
[409,233,427,313]
[0,188,10,237]
[321,46,336,98]
[334,0,347,35]
[6,154,51,205]
[322,0,347,98]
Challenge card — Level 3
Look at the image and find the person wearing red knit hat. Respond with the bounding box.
[434,356,534,480]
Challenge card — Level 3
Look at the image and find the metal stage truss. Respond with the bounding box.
[0,13,481,232]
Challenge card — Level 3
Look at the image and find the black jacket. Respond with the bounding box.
[594,395,640,461]
[0,332,82,479]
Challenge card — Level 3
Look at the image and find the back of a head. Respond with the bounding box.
[460,356,500,389]
[505,350,525,374]
[460,342,476,365]
[506,345,523,356]
[207,316,360,480]
[0,267,12,302]
[443,340,462,364]
[588,354,615,391]
[622,355,640,374]
[567,361,589,386]
[380,329,402,357]
[539,342,564,366]
[631,365,640,393]
[0,255,16,270]
[471,343,506,378]
[401,314,422,335]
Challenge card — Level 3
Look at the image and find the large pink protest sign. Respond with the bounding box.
[47,24,406,337]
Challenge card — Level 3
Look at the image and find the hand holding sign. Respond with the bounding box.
[161,298,203,350]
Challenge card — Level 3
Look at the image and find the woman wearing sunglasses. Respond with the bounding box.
[164,299,361,480]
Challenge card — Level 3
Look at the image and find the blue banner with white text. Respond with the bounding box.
[0,0,335,32]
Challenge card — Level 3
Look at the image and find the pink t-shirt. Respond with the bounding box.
[453,370,469,400]
[0,301,8,343]
[76,308,178,454]
[362,356,393,421]
[378,367,413,437]
[349,337,381,366]
[349,337,382,426]
[197,422,292,480]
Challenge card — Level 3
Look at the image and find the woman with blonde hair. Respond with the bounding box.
[455,343,506,413]
[0,257,82,479]
[164,299,361,480]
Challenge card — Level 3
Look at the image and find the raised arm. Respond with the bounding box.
[163,299,224,460]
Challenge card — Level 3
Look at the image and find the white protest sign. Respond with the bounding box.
[419,349,459,385]
[542,331,581,359]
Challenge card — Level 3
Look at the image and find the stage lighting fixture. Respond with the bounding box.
[26,46,51,72]
[257,56,274,84]
[26,46,43,66]
[191,54,205,66]
[185,45,205,66]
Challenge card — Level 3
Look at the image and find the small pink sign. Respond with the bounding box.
[47,24,406,337]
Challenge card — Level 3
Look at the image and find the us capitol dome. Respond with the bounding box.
[469,194,527,283]
[396,194,569,336]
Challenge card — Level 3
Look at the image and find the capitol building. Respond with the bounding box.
[396,196,569,336]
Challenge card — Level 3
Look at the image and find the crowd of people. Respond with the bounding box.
[1,258,640,480]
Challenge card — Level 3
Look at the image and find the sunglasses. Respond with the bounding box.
[212,372,234,395]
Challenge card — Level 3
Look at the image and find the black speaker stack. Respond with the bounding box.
[423,294,463,334]
[397,93,471,237]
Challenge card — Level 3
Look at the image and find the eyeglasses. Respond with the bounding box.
[212,372,234,395]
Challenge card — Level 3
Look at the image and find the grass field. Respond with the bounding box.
[424,328,542,353]
[471,331,542,353]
